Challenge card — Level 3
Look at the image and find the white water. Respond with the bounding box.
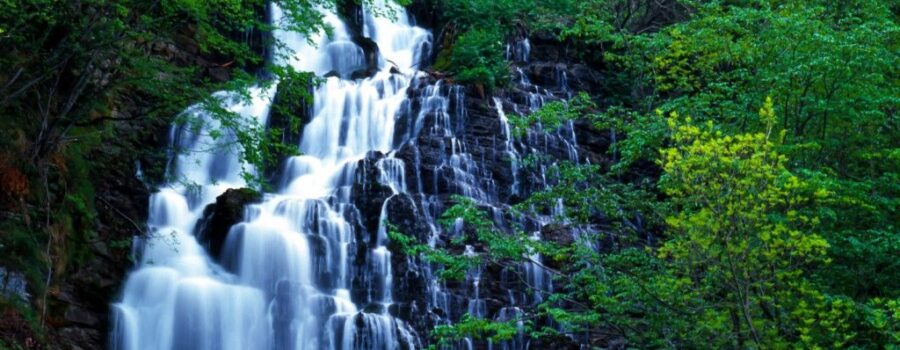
[111,2,431,349]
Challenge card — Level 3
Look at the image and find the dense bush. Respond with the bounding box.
[447,29,509,92]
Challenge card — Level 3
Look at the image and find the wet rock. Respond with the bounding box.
[58,326,102,350]
[207,66,231,82]
[338,0,365,34]
[522,62,603,95]
[351,67,379,80]
[64,306,100,327]
[350,151,394,238]
[530,333,582,350]
[406,0,439,30]
[568,63,603,93]
[541,223,574,247]
[573,120,613,166]
[353,37,381,76]
[195,188,262,260]
[363,303,386,314]
[385,194,430,243]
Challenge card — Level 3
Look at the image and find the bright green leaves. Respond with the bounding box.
[445,28,508,93]
[433,0,533,92]
[428,314,521,350]
[657,108,854,347]
[646,0,899,175]
[508,92,595,138]
[388,195,534,281]
[659,108,830,267]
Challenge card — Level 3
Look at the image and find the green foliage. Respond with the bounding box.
[804,170,900,299]
[421,93,896,348]
[648,0,898,175]
[387,195,531,281]
[431,0,534,91]
[446,29,509,92]
[0,0,895,348]
[387,222,479,281]
[509,92,595,138]
[0,0,356,336]
[658,108,834,347]
[439,0,529,35]
[592,106,668,172]
[428,314,520,350]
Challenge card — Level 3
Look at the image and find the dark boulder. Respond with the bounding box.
[350,151,394,239]
[541,223,574,247]
[353,37,381,78]
[573,120,613,166]
[337,0,365,35]
[195,188,262,260]
[530,333,583,350]
[351,67,380,80]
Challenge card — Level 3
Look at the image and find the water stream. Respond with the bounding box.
[111,3,430,349]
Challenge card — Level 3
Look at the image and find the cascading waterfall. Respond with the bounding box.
[109,1,585,348]
[111,2,431,349]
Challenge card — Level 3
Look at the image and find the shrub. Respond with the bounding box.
[449,29,508,92]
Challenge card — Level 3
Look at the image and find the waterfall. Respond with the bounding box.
[111,2,431,349]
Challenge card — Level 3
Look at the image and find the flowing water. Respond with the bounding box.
[111,3,431,349]
[107,2,587,348]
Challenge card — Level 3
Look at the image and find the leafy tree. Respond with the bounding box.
[443,28,509,94]
[0,0,394,337]
[398,91,898,348]
[657,103,835,347]
[439,0,529,35]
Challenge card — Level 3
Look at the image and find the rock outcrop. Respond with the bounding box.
[40,3,613,349]
[194,188,262,261]
[26,21,257,350]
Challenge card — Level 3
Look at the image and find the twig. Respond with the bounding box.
[98,196,147,237]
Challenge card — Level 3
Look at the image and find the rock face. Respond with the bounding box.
[23,18,255,350]
[351,31,613,347]
[41,5,612,350]
[195,188,262,260]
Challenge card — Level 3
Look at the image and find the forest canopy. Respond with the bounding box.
[399,0,899,348]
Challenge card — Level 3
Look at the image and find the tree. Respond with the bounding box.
[0,0,331,335]
[658,102,834,347]
[397,93,898,348]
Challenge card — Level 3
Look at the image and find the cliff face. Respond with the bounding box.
[337,4,611,346]
[38,4,608,350]
[377,55,609,349]
[0,24,261,350]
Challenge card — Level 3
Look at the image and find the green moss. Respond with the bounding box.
[0,223,44,295]
[61,144,98,267]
